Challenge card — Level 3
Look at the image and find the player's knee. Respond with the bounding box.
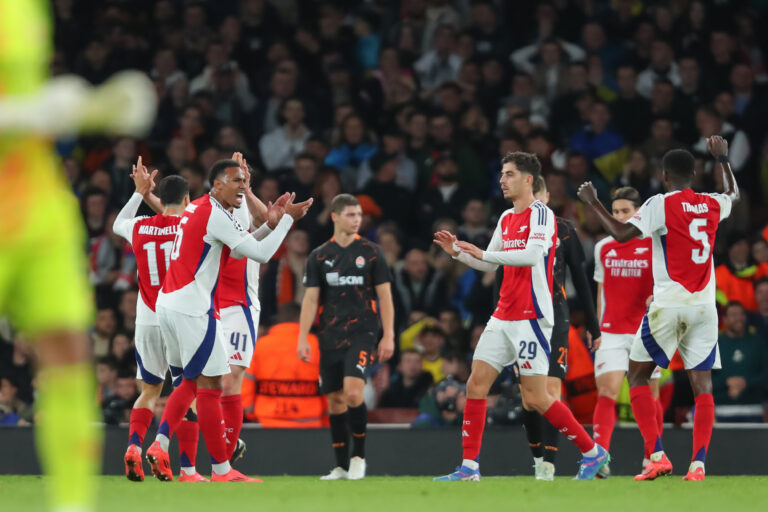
[466,375,491,399]
[344,388,364,407]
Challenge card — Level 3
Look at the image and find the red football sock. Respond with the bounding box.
[461,398,487,462]
[692,393,714,463]
[197,388,229,465]
[176,420,199,469]
[543,400,595,453]
[221,394,244,459]
[630,385,662,457]
[592,396,616,451]
[128,407,154,448]
[656,398,665,437]
[158,379,197,441]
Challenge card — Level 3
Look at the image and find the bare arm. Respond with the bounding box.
[708,135,740,202]
[577,182,642,243]
[297,287,320,362]
[596,282,603,324]
[375,282,395,362]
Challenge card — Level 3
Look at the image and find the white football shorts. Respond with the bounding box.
[134,323,167,385]
[630,302,720,370]
[220,305,260,368]
[594,333,661,379]
[474,316,552,376]
[156,305,230,379]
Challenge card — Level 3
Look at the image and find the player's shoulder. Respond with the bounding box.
[309,240,334,259]
[357,236,382,253]
[594,235,615,253]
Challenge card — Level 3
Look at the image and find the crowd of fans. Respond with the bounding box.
[2,0,768,428]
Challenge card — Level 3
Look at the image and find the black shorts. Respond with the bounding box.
[548,301,570,379]
[319,331,376,394]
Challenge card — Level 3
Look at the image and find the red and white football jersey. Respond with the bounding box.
[488,201,557,323]
[112,193,182,326]
[594,236,653,334]
[627,189,732,307]
[158,195,254,316]
[216,203,262,312]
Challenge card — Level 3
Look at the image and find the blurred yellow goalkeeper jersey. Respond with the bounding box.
[0,0,92,335]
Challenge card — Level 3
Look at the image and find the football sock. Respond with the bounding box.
[128,407,154,451]
[177,419,199,475]
[156,379,197,451]
[461,398,487,463]
[197,388,231,474]
[329,412,350,470]
[521,408,544,458]
[656,398,665,437]
[542,418,560,463]
[221,394,243,460]
[691,393,714,464]
[630,385,663,457]
[592,396,616,451]
[348,403,367,459]
[542,400,595,454]
[36,363,101,512]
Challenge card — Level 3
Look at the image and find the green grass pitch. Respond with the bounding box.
[3,475,768,512]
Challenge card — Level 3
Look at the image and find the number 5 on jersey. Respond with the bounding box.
[688,218,710,264]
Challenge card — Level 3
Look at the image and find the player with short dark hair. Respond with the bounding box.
[298,193,395,480]
[578,136,739,481]
[112,158,199,482]
[591,186,661,478]
[145,158,311,482]
[519,174,602,481]
[433,152,609,481]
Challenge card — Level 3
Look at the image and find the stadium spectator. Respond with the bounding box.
[749,278,768,339]
[379,349,434,408]
[415,326,447,384]
[713,302,768,422]
[393,249,449,321]
[411,377,466,428]
[716,234,768,312]
[258,97,312,172]
[569,100,629,183]
[636,39,680,98]
[90,308,117,358]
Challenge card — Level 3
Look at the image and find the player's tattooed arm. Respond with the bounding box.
[578,182,641,243]
[707,135,740,202]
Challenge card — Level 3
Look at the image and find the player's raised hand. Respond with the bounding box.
[455,240,483,260]
[377,334,395,363]
[297,337,311,363]
[284,193,314,220]
[433,230,459,257]
[707,135,728,158]
[130,156,154,195]
[265,192,290,228]
[577,182,599,205]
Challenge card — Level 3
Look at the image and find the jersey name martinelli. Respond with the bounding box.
[627,189,732,307]
[490,200,557,323]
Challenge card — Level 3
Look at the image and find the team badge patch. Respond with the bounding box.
[355,256,365,268]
